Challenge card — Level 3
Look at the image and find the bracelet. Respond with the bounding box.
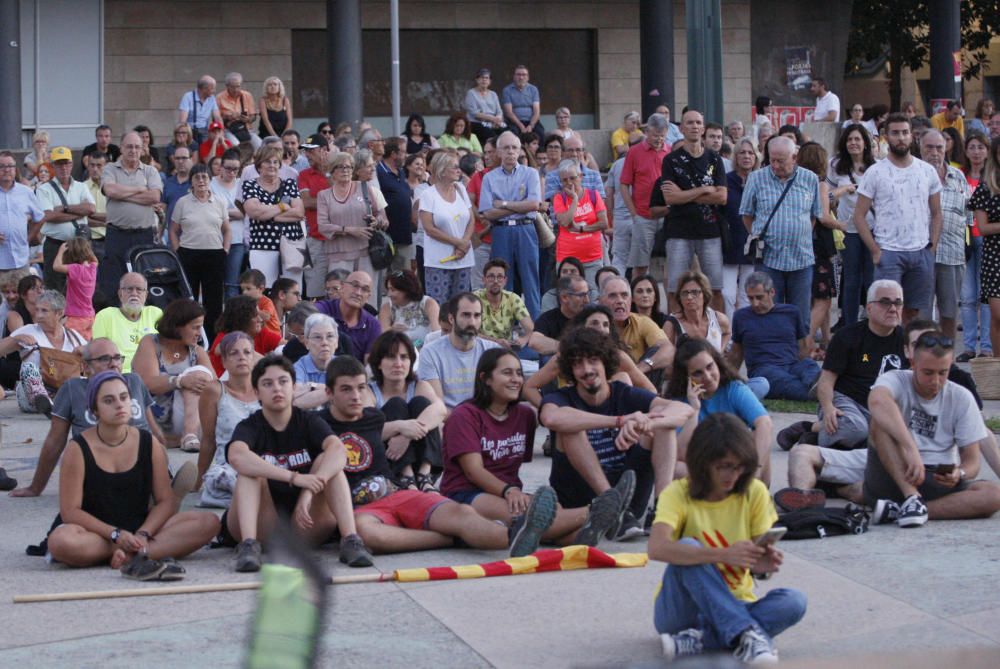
[615,415,624,430]
[169,375,179,389]
[501,484,520,498]
[278,202,287,213]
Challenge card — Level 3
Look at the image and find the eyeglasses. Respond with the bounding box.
[120,286,147,293]
[871,298,904,309]
[344,280,372,294]
[307,333,338,343]
[680,289,703,299]
[914,333,954,349]
[564,290,589,298]
[320,130,333,135]
[0,164,17,170]
[86,354,125,365]
[223,165,240,172]
[333,164,353,170]
[484,274,507,282]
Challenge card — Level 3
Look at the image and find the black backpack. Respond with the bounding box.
[777,504,870,540]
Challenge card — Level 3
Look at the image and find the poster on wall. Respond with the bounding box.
[785,47,813,91]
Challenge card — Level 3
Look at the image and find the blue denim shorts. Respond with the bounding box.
[446,489,484,505]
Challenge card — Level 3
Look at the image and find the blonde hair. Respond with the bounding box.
[429,149,460,181]
[675,270,713,316]
[262,76,286,100]
[253,143,285,170]
[733,137,760,170]
[985,137,1000,196]
[32,130,50,145]
[173,123,193,138]
[329,151,354,171]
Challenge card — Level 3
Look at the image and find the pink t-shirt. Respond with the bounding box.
[440,402,536,495]
[65,263,97,318]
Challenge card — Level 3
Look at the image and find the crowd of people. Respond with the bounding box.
[4,66,1000,664]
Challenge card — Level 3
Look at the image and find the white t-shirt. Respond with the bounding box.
[35,179,96,241]
[412,181,431,247]
[418,183,475,270]
[813,91,841,122]
[857,158,942,252]
[873,370,988,465]
[12,324,84,368]
[211,177,244,244]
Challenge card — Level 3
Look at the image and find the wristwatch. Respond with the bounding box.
[62,205,70,214]
[110,528,121,544]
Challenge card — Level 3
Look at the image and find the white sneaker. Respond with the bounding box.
[661,628,703,661]
[733,627,778,664]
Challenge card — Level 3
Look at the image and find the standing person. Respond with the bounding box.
[751,97,773,145]
[611,111,643,162]
[552,161,608,289]
[298,134,333,300]
[83,152,108,261]
[98,132,162,304]
[959,132,992,360]
[501,65,544,140]
[160,146,193,235]
[606,133,642,276]
[828,124,877,327]
[722,138,759,317]
[810,77,841,122]
[657,110,727,312]
[0,151,46,272]
[739,136,822,325]
[465,68,505,147]
[973,135,1000,354]
[467,137,499,290]
[620,114,670,278]
[968,99,995,137]
[177,75,222,145]
[378,138,415,273]
[258,76,293,139]
[79,125,121,179]
[406,152,429,278]
[854,113,943,325]
[211,148,246,300]
[649,413,805,663]
[919,130,970,339]
[479,132,543,318]
[169,164,230,342]
[36,146,96,293]
[52,238,99,340]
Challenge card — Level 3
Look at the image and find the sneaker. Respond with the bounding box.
[32,394,52,418]
[661,628,704,661]
[871,499,901,525]
[605,469,637,539]
[158,557,187,581]
[776,421,812,450]
[897,494,928,528]
[120,552,168,581]
[509,486,557,557]
[339,533,374,567]
[773,487,826,512]
[613,511,645,541]
[733,627,778,664]
[575,488,621,546]
[234,538,263,572]
[0,467,17,492]
[170,461,198,499]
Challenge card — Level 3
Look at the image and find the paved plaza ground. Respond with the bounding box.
[2,398,1000,668]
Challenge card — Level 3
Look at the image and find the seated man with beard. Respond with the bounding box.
[92,272,163,373]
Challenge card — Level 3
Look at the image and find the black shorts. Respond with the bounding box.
[548,443,653,516]
[862,444,970,506]
[812,257,837,300]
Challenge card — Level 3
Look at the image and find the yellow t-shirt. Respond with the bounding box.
[91,306,163,373]
[619,313,667,363]
[930,112,964,137]
[653,478,777,602]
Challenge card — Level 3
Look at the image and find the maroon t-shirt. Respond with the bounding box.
[440,402,536,495]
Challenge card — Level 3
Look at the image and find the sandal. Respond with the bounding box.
[416,472,439,493]
[180,433,201,453]
[397,475,417,490]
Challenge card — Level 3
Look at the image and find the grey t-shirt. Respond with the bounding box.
[873,370,988,465]
[415,336,499,408]
[605,157,631,222]
[52,373,154,437]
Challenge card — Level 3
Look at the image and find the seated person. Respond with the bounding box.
[209,294,281,375]
[442,349,626,547]
[630,274,669,328]
[728,272,820,401]
[599,276,674,377]
[865,331,1000,527]
[221,354,374,572]
[540,327,693,539]
[46,371,220,581]
[91,272,163,373]
[474,259,534,346]
[528,274,592,356]
[649,413,806,663]
[197,332,260,507]
[378,269,440,350]
[132,299,216,452]
[292,313,341,410]
[277,301,318,363]
[323,355,556,558]
[663,270,731,353]
[367,331,446,492]
[269,277,302,333]
[315,271,383,363]
[666,339,773,485]
[10,338,165,498]
[239,269,280,335]
[539,257,596,314]
[0,269,31,391]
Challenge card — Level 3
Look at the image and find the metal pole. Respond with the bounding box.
[390,0,401,136]
[686,0,724,123]
[639,0,673,120]
[327,0,363,127]
[0,1,23,148]
[928,0,961,114]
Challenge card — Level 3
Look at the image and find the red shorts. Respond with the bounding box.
[355,489,451,530]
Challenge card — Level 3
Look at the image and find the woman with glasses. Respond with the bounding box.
[464,67,505,148]
[316,121,333,138]
[552,160,608,290]
[164,123,199,176]
[378,269,439,350]
[197,331,260,507]
[292,313,341,410]
[664,270,731,354]
[211,148,247,299]
[418,151,476,306]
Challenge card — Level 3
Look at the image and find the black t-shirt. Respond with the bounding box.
[534,307,571,340]
[658,147,726,240]
[823,320,905,406]
[318,407,392,489]
[282,335,354,364]
[226,408,333,512]
[78,143,121,179]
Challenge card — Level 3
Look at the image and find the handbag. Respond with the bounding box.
[34,329,84,389]
[360,181,396,270]
[280,222,311,273]
[226,94,252,143]
[744,175,796,263]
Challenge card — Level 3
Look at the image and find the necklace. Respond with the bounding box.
[486,406,509,420]
[97,424,129,447]
[332,182,352,203]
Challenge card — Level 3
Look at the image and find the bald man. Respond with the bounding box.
[315,270,383,363]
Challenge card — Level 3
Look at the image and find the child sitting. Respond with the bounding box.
[239,269,280,335]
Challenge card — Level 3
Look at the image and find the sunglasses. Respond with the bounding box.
[914,333,954,349]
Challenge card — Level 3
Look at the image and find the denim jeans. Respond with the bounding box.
[752,359,820,401]
[961,235,992,354]
[491,223,541,319]
[840,233,873,326]
[224,242,246,299]
[760,264,812,328]
[653,538,807,649]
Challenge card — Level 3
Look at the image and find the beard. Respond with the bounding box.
[888,141,911,158]
[455,326,478,341]
[121,302,143,318]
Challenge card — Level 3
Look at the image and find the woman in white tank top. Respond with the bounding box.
[664,270,731,353]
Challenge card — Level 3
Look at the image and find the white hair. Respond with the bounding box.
[768,135,797,156]
[303,313,339,340]
[646,113,669,132]
[867,279,903,303]
[557,159,580,179]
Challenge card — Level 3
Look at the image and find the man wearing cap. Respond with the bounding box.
[35,147,97,292]
[298,134,333,299]
[0,151,46,272]
[198,121,233,162]
[178,75,223,145]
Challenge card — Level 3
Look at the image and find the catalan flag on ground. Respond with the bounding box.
[392,545,648,583]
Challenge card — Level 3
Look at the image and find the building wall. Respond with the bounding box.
[103,0,753,142]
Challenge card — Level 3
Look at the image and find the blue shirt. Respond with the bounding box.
[177,90,219,131]
[293,354,326,384]
[501,83,540,122]
[544,166,607,201]
[732,303,807,374]
[0,183,45,269]
[666,123,683,145]
[376,161,413,245]
[161,175,192,229]
[738,165,820,272]
[479,164,541,222]
[698,381,767,427]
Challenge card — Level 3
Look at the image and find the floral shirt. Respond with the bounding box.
[474,289,529,340]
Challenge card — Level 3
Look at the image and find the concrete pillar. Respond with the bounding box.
[928,0,961,113]
[639,0,674,120]
[0,2,22,148]
[327,0,364,126]
[686,0,724,123]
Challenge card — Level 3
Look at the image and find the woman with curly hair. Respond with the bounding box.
[438,112,483,154]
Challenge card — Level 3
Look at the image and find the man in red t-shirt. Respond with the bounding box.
[620,113,671,277]
[298,135,333,299]
[467,136,498,290]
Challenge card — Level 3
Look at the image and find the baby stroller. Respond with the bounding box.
[127,245,194,309]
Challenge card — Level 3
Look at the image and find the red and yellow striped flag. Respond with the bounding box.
[392,545,648,583]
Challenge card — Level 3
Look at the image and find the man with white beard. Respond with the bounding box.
[91,272,163,372]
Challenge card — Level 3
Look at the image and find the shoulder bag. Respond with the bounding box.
[743,175,796,263]
[361,181,396,270]
[278,182,312,273]
[34,328,85,389]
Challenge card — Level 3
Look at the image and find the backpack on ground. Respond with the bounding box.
[777,504,870,540]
